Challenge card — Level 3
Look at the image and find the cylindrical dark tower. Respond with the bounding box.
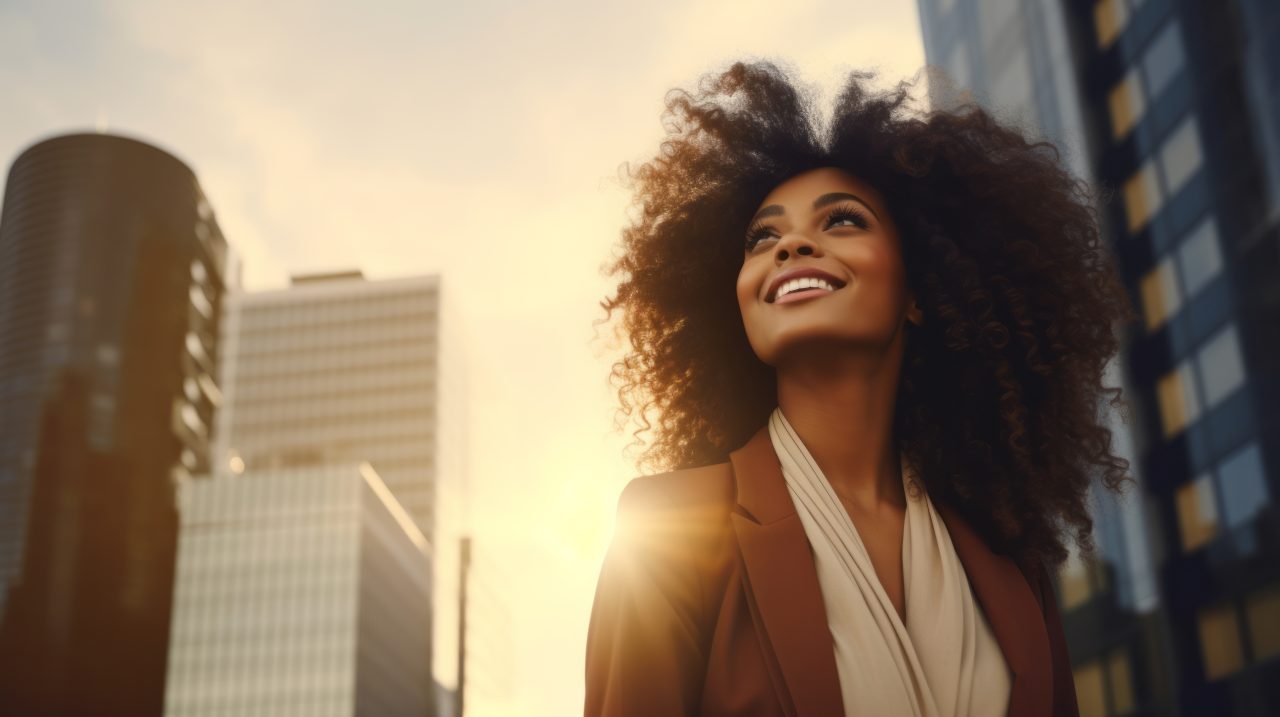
[0,133,228,714]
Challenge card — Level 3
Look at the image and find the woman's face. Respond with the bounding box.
[736,166,920,366]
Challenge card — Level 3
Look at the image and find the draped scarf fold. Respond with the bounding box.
[767,407,1012,717]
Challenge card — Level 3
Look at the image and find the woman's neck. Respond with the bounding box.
[776,346,906,514]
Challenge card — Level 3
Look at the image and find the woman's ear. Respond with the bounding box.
[906,296,923,327]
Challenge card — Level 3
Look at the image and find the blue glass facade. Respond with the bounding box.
[918,0,1280,713]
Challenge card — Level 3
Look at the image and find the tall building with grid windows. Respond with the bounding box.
[918,0,1280,714]
[212,271,441,541]
[163,463,435,716]
[207,269,466,711]
[0,133,229,713]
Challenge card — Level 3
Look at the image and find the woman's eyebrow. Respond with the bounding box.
[749,205,784,224]
[748,191,881,225]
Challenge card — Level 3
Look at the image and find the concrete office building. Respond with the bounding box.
[211,271,441,540]
[210,270,468,710]
[918,0,1280,714]
[0,133,229,713]
[163,464,435,716]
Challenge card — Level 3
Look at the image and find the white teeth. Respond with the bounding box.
[776,276,836,299]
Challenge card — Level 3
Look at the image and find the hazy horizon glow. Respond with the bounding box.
[0,2,926,714]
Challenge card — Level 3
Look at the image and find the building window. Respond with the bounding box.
[186,331,212,369]
[190,285,213,320]
[1156,359,1200,438]
[174,398,208,440]
[1245,582,1280,662]
[88,393,116,451]
[1142,20,1187,99]
[1094,0,1130,48]
[1176,217,1223,298]
[1196,323,1245,408]
[197,373,222,407]
[1139,254,1181,331]
[1121,113,1202,233]
[191,258,208,284]
[1176,473,1220,551]
[1123,159,1162,232]
[1066,646,1145,717]
[1218,442,1268,531]
[1199,603,1245,679]
[1108,646,1136,714]
[1159,116,1204,196]
[1059,544,1109,611]
[96,343,120,366]
[183,377,201,402]
[1074,659,1106,717]
[1109,68,1146,139]
[1107,21,1186,141]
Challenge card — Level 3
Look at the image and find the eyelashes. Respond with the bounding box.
[743,219,773,252]
[825,205,873,231]
[744,203,873,251]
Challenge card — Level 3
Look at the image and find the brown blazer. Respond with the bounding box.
[584,425,1080,716]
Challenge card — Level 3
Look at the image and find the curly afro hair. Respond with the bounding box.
[600,60,1140,570]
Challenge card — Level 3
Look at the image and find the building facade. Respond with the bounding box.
[208,270,466,709]
[0,133,228,713]
[211,271,440,541]
[163,464,435,716]
[917,0,1280,714]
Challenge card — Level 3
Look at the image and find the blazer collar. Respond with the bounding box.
[727,425,1054,717]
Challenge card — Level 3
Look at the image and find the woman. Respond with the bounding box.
[586,61,1136,717]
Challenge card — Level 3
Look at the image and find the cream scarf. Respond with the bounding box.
[768,408,1012,717]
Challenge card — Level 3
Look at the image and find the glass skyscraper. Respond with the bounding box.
[0,133,228,713]
[918,1,1280,714]
[163,463,435,716]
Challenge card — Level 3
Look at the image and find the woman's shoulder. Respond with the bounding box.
[587,463,741,715]
[617,461,736,515]
[613,461,738,553]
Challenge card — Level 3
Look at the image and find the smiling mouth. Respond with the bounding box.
[768,276,845,303]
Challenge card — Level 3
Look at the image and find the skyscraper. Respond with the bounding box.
[0,133,228,712]
[918,0,1280,714]
[211,271,441,541]
[208,270,465,710]
[163,463,435,716]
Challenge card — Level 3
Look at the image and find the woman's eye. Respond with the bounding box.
[744,225,776,251]
[825,206,871,230]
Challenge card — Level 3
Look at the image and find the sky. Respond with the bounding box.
[0,1,927,714]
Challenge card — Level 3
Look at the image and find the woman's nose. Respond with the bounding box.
[774,233,819,263]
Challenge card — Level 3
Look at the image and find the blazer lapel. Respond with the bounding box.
[935,501,1054,717]
[729,427,844,717]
